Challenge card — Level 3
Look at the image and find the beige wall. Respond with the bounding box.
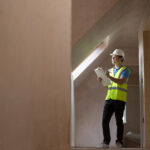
[138,16,150,148]
[0,0,71,150]
[143,31,150,148]
[75,72,117,147]
[72,0,119,46]
[72,0,144,70]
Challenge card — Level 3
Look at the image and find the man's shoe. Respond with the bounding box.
[96,142,109,148]
[116,142,123,148]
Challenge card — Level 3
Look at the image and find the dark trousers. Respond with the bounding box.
[102,99,126,145]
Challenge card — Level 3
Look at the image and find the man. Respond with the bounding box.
[98,49,130,148]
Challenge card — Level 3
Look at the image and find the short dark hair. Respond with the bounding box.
[117,55,124,62]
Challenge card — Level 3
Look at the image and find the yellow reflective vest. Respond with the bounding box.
[105,66,130,102]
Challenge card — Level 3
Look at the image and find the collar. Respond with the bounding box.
[113,65,123,70]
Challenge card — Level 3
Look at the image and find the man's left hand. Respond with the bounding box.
[105,70,110,78]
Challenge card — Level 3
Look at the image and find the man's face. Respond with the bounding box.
[111,55,121,64]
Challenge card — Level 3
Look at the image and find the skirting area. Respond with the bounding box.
[71,148,146,150]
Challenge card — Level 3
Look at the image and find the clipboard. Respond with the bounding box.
[94,67,111,86]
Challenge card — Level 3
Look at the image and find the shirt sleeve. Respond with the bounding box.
[120,68,130,80]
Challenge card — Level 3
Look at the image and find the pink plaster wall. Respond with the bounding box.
[72,0,119,46]
[0,0,71,150]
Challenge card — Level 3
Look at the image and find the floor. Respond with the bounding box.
[71,148,146,150]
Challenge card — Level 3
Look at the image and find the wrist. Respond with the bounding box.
[108,75,111,79]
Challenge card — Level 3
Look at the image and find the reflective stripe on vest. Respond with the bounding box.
[105,66,128,102]
[108,87,127,92]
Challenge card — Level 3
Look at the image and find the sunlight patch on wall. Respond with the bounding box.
[72,48,103,80]
[72,36,110,81]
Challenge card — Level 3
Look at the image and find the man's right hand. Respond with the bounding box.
[97,77,102,82]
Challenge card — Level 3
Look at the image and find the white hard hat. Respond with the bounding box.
[110,49,125,59]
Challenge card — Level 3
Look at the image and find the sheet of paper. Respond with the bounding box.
[94,67,111,86]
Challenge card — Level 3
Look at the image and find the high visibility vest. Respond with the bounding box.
[105,66,129,102]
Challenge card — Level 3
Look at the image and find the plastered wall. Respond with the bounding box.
[138,15,150,148]
[75,72,117,147]
[143,31,150,148]
[0,0,71,150]
[72,0,119,46]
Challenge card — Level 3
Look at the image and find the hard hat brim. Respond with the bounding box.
[110,53,124,57]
